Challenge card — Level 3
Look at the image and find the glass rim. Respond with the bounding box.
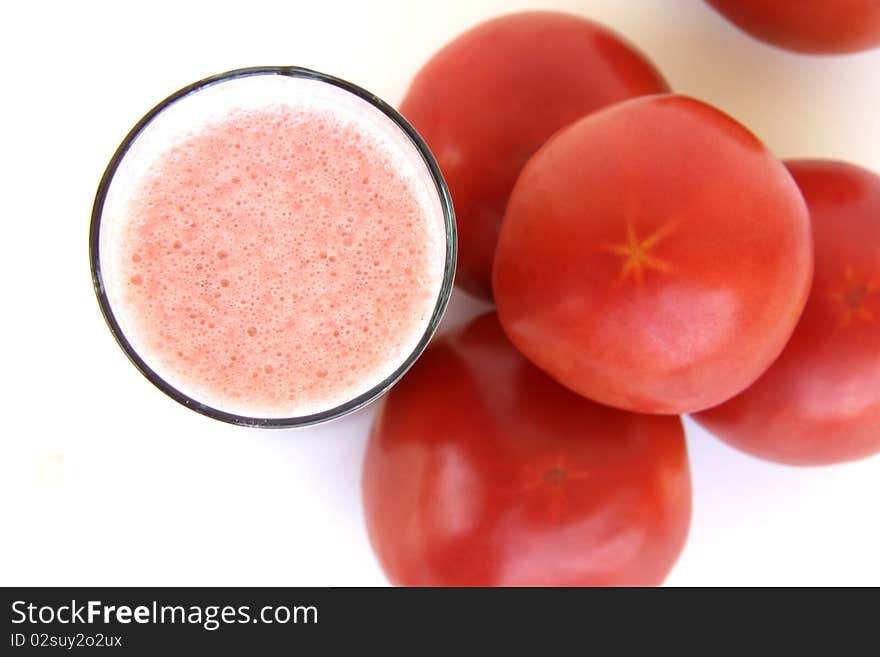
[89,65,457,428]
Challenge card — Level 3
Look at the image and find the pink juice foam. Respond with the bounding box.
[103,76,446,418]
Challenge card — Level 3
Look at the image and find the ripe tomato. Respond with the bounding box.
[695,161,880,465]
[705,0,880,54]
[399,11,669,300]
[493,95,813,415]
[362,313,691,587]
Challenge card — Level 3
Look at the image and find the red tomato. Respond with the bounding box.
[695,161,880,465]
[706,0,880,54]
[362,313,691,586]
[399,11,669,300]
[493,95,813,415]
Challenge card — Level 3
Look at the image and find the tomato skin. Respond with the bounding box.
[399,11,669,300]
[695,161,880,465]
[706,0,880,54]
[362,313,691,587]
[493,95,813,415]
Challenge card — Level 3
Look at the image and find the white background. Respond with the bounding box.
[1,0,878,586]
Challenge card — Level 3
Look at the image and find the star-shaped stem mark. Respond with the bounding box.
[603,221,678,284]
[828,266,878,327]
[517,452,593,520]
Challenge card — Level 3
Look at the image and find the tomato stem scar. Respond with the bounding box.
[603,221,677,283]
[829,267,877,326]
[543,466,568,486]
